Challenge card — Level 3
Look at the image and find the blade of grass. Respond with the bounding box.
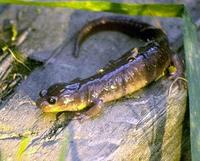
[0,1,184,17]
[16,137,31,161]
[7,48,31,71]
[58,131,69,161]
[183,8,200,161]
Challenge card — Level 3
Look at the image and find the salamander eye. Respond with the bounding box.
[39,89,47,97]
[48,96,57,105]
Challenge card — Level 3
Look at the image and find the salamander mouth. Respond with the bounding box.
[36,98,65,112]
[42,104,67,113]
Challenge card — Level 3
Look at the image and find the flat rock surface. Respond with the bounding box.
[0,0,199,160]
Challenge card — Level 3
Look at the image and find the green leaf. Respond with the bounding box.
[0,1,184,17]
[183,8,200,161]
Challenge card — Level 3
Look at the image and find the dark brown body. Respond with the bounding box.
[78,43,170,103]
[36,16,173,113]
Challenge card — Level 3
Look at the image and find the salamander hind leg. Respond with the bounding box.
[168,51,187,93]
[74,98,104,122]
[170,51,184,78]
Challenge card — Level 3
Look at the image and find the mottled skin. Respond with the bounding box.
[36,16,180,116]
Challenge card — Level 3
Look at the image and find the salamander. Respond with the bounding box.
[36,16,182,118]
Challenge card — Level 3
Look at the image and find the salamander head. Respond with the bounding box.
[36,82,86,112]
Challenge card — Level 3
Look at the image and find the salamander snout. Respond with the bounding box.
[36,97,49,109]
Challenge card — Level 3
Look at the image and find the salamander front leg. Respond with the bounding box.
[74,98,104,122]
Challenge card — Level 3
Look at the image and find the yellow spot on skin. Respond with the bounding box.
[168,65,177,74]
[97,68,104,73]
[104,87,109,91]
[110,85,117,90]
[64,98,74,104]
[128,48,139,61]
[131,48,138,54]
